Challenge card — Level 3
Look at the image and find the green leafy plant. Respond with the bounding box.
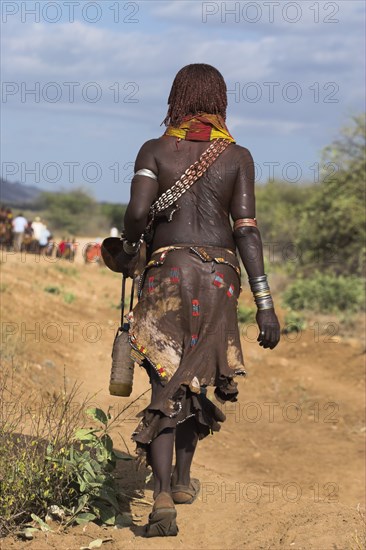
[282,310,307,334]
[237,304,256,324]
[55,407,127,527]
[44,285,61,295]
[63,292,76,304]
[0,366,137,537]
[43,286,76,304]
[282,273,365,313]
[55,265,79,277]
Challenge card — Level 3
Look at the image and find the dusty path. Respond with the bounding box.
[1,248,365,549]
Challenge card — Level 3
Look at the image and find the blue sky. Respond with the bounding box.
[1,0,365,203]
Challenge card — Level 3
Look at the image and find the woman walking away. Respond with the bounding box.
[104,63,280,537]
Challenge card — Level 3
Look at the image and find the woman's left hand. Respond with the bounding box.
[256,309,280,349]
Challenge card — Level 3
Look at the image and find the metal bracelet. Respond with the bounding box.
[249,275,270,293]
[248,274,274,309]
[122,239,140,255]
[257,301,274,311]
[251,282,270,291]
[255,295,274,306]
[249,274,267,284]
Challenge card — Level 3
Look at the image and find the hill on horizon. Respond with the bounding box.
[0,178,46,208]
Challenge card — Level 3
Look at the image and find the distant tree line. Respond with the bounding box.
[36,189,126,236]
[256,114,364,277]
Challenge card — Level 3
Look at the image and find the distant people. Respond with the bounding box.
[84,240,102,265]
[110,226,119,238]
[57,238,67,258]
[22,221,34,252]
[0,207,7,248]
[38,223,51,255]
[12,212,28,252]
[5,208,13,249]
[63,237,74,261]
[56,237,76,261]
[31,216,44,252]
[70,238,78,261]
[45,234,55,257]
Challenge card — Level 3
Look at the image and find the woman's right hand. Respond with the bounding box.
[119,249,140,278]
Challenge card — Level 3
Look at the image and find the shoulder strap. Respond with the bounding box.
[149,138,231,217]
[120,276,135,329]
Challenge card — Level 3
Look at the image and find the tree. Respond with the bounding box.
[296,114,365,275]
[39,188,97,235]
[256,180,314,249]
[99,203,126,230]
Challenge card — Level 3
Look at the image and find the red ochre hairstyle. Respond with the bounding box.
[163,63,228,127]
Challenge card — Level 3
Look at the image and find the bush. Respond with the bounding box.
[282,273,365,313]
[237,304,256,324]
[282,311,307,334]
[55,265,79,277]
[0,369,132,536]
[44,285,61,295]
[63,292,76,304]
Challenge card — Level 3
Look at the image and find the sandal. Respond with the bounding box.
[171,477,201,505]
[145,492,178,537]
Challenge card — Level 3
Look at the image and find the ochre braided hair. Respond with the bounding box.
[163,63,228,127]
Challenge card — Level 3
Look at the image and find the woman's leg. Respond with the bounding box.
[174,416,199,486]
[148,372,199,494]
[148,427,175,497]
[146,426,178,537]
[148,371,177,496]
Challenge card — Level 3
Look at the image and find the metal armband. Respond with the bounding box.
[134,168,158,181]
[233,218,257,235]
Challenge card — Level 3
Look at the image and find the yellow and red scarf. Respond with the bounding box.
[164,113,235,143]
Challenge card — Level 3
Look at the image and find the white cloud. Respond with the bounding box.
[228,115,317,135]
[148,0,363,35]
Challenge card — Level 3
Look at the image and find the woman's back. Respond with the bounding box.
[149,136,241,251]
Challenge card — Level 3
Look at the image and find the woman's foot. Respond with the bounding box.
[145,492,178,537]
[171,468,201,504]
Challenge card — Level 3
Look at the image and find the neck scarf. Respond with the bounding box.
[164,113,235,143]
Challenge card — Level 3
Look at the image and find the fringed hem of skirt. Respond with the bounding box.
[132,385,227,469]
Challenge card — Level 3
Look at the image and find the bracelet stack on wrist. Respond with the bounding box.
[122,239,140,255]
[248,274,274,310]
[121,231,143,256]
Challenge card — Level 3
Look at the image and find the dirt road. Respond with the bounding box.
[1,248,365,549]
